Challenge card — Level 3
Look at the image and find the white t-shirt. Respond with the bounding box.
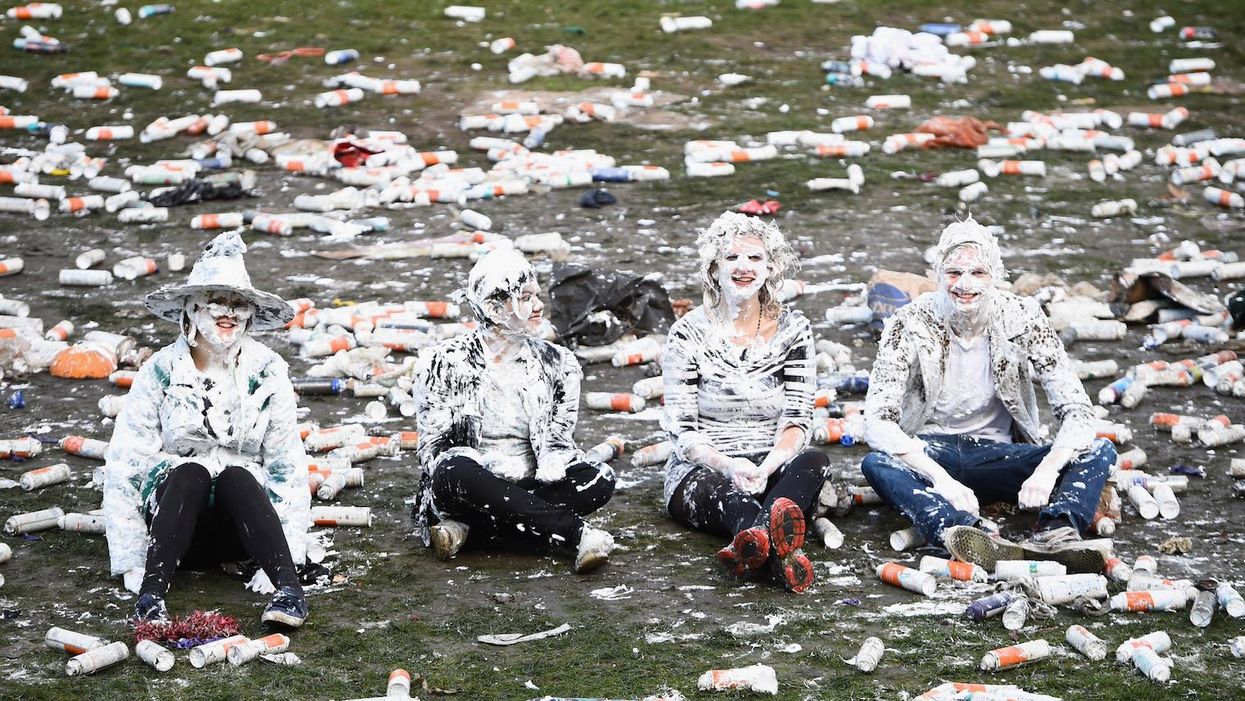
[921,334,1014,442]
[476,347,537,479]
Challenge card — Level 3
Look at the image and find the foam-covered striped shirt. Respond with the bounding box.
[660,306,815,506]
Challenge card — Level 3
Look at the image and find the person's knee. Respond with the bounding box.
[430,454,486,502]
[571,463,616,509]
[217,464,261,491]
[168,462,212,489]
[793,448,830,474]
[1086,438,1116,474]
[860,452,888,482]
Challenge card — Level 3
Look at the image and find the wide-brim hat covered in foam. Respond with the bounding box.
[144,231,294,331]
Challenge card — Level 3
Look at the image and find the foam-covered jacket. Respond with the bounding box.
[410,330,588,542]
[863,291,1096,457]
[102,336,310,578]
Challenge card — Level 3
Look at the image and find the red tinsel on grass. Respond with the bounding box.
[133,610,241,649]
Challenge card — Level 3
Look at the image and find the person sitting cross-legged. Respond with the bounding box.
[860,216,1115,573]
[410,249,616,573]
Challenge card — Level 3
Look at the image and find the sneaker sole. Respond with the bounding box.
[261,611,305,629]
[944,526,1023,572]
[574,551,610,574]
[777,551,815,593]
[768,498,806,559]
[717,527,770,578]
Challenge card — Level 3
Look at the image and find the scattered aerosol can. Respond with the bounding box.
[66,641,129,676]
[189,634,250,668]
[980,639,1051,671]
[876,562,936,596]
[851,636,884,673]
[1065,625,1107,660]
[136,640,175,672]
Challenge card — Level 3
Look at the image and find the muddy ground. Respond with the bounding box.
[1,1,1245,700]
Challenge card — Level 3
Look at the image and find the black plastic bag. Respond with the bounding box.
[547,263,676,346]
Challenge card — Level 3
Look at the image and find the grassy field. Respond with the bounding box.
[2,1,1245,699]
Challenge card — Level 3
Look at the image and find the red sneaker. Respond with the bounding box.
[717,526,770,578]
[773,550,815,593]
[767,497,806,558]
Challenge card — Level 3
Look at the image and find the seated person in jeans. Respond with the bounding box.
[860,217,1115,572]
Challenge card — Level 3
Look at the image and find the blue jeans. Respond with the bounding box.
[861,434,1115,547]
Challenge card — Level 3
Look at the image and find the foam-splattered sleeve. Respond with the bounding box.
[1024,299,1096,453]
[103,355,177,577]
[259,358,311,566]
[535,348,583,482]
[863,312,926,456]
[777,312,815,443]
[412,347,483,474]
[661,316,711,459]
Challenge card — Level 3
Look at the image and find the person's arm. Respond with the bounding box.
[862,313,928,457]
[758,318,815,476]
[1019,299,1096,509]
[863,313,978,514]
[534,349,583,483]
[258,358,311,566]
[102,357,177,585]
[412,346,484,474]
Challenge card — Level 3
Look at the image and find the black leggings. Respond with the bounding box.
[430,456,615,550]
[141,462,300,597]
[668,449,828,538]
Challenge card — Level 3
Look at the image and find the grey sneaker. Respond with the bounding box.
[1023,528,1111,574]
[1026,525,1081,548]
[943,525,1024,572]
[431,519,469,561]
[574,526,614,574]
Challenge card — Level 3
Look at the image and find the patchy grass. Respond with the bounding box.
[3,1,1245,700]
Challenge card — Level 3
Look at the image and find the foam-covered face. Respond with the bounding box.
[494,280,544,337]
[188,291,253,353]
[715,235,770,305]
[939,245,994,316]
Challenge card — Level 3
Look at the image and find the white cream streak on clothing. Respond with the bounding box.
[413,329,584,481]
[476,348,537,480]
[102,336,311,578]
[660,307,815,507]
[411,329,596,543]
[863,291,1096,458]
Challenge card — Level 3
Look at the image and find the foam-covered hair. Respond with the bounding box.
[933,214,1006,281]
[464,248,536,328]
[696,211,798,318]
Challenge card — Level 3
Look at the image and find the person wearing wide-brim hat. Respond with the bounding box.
[102,231,312,628]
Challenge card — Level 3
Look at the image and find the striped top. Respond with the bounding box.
[660,307,815,507]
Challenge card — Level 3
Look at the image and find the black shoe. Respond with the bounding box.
[135,593,169,623]
[261,585,308,629]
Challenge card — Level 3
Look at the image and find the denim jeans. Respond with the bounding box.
[860,434,1115,547]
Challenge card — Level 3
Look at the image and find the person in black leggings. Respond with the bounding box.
[141,464,301,603]
[103,232,311,627]
[411,249,616,573]
[661,212,828,593]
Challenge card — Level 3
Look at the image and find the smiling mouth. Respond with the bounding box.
[951,290,980,304]
[216,319,237,330]
[731,274,756,286]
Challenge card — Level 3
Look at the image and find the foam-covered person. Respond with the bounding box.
[861,216,1115,572]
[661,211,827,593]
[411,248,616,573]
[103,232,311,627]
